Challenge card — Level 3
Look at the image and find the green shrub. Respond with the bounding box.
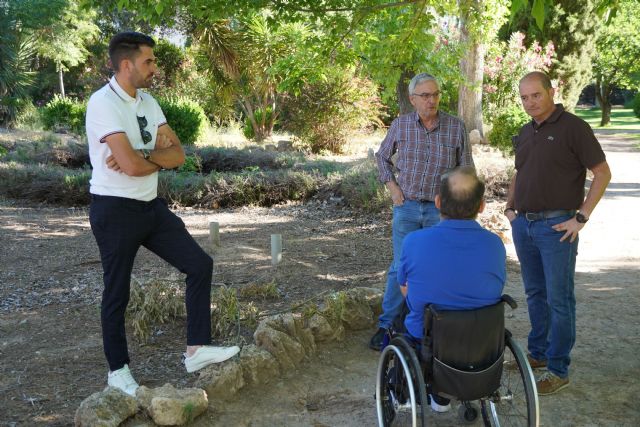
[242,107,275,140]
[337,160,387,212]
[488,107,530,155]
[158,97,209,145]
[632,93,640,119]
[15,99,43,130]
[41,95,86,134]
[178,153,202,173]
[281,69,383,154]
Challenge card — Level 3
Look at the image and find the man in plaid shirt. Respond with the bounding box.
[370,72,474,350]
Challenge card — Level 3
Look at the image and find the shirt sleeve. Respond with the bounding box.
[375,119,399,184]
[153,98,168,127]
[572,119,606,169]
[86,95,126,143]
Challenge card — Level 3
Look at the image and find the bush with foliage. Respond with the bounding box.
[281,69,383,154]
[157,97,209,145]
[632,93,640,119]
[337,160,387,212]
[41,95,87,134]
[243,107,275,140]
[484,32,554,123]
[487,106,530,155]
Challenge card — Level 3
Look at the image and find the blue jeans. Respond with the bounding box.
[511,214,578,378]
[378,200,440,328]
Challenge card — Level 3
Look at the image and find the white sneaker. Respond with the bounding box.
[430,394,451,413]
[184,345,240,373]
[107,364,139,396]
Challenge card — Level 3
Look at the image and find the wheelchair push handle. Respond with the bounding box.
[501,294,518,310]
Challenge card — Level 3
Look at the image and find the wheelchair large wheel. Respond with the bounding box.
[481,333,539,427]
[376,340,427,427]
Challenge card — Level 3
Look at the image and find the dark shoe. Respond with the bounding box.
[527,354,547,369]
[536,372,569,395]
[369,327,386,351]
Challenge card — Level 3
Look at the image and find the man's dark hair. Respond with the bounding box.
[520,71,553,90]
[439,166,485,219]
[109,32,155,72]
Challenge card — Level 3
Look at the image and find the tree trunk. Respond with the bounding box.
[58,68,65,98]
[457,2,485,136]
[595,78,613,127]
[396,68,415,115]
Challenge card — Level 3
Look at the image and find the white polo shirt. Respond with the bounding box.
[86,76,167,201]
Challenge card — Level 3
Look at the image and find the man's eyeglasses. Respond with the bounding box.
[412,91,441,101]
[137,115,152,144]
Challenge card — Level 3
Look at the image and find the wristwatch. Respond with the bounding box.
[140,149,151,160]
[575,211,589,224]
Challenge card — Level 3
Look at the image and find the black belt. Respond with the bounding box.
[520,209,576,221]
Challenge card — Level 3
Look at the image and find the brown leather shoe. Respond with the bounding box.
[536,372,569,395]
[527,354,547,369]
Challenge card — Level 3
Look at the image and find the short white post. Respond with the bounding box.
[209,221,220,249]
[271,234,282,266]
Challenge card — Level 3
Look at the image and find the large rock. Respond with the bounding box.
[239,344,280,386]
[346,287,383,317]
[253,313,316,370]
[195,360,245,400]
[307,313,344,342]
[74,387,138,427]
[136,384,208,426]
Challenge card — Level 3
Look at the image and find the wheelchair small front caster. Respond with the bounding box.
[458,401,480,424]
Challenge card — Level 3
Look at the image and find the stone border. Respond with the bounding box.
[75,287,382,426]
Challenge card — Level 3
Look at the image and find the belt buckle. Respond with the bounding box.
[525,212,540,221]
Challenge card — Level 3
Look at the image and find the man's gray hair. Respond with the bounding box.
[408,73,439,94]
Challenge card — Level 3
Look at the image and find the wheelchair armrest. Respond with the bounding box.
[501,294,517,310]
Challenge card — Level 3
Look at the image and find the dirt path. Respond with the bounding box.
[212,133,640,426]
[0,134,638,426]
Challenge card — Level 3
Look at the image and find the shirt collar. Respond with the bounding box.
[109,75,140,103]
[531,103,564,128]
[412,110,441,131]
[436,218,482,229]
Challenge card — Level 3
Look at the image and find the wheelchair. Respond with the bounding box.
[375,295,539,426]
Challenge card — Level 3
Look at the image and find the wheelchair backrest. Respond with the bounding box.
[421,301,505,400]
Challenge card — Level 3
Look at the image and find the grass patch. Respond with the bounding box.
[127,278,186,343]
[322,291,349,327]
[0,162,91,206]
[336,159,387,212]
[574,108,640,130]
[210,285,259,340]
[238,280,280,300]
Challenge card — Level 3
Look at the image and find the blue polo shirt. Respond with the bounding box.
[398,219,506,340]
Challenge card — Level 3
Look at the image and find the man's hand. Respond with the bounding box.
[552,217,584,242]
[155,133,173,149]
[106,150,145,173]
[387,181,405,206]
[505,210,517,223]
[400,283,408,298]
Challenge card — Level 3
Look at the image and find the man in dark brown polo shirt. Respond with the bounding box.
[504,71,611,395]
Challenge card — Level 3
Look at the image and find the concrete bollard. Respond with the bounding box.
[271,234,282,266]
[209,221,220,249]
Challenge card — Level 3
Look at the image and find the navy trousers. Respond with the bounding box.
[90,194,213,371]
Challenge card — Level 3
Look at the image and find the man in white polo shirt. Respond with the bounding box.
[86,32,239,396]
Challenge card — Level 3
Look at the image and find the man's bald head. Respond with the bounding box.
[519,71,553,90]
[438,166,485,219]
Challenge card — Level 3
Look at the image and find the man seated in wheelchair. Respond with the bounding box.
[396,166,506,411]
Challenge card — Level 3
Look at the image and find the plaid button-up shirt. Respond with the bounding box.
[375,111,474,201]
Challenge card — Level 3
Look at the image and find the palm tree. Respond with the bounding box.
[0,19,36,127]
